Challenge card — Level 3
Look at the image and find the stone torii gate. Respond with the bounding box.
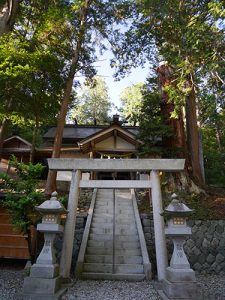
[48,158,185,281]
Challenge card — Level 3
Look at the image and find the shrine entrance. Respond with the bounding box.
[48,158,185,280]
[97,171,131,180]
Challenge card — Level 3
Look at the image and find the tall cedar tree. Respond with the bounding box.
[111,0,225,185]
[45,0,132,194]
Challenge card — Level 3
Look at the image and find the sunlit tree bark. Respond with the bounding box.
[0,0,19,36]
[45,0,92,194]
[157,62,185,153]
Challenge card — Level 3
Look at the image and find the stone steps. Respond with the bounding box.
[86,247,142,256]
[91,223,137,230]
[89,234,139,242]
[93,213,134,218]
[85,255,143,264]
[81,272,145,281]
[77,188,150,281]
[92,218,134,224]
[90,227,138,235]
[87,240,140,249]
[83,263,144,274]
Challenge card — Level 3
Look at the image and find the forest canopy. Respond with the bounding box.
[0,0,224,189]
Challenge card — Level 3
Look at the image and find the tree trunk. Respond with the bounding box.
[0,118,10,161]
[0,0,19,36]
[0,0,18,158]
[215,124,222,152]
[185,79,204,185]
[164,170,205,194]
[157,62,186,153]
[30,117,39,163]
[26,226,36,264]
[0,97,14,160]
[157,63,204,188]
[45,74,75,194]
[45,0,92,195]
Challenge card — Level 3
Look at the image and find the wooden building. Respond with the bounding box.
[2,135,33,163]
[0,116,141,259]
[41,115,142,180]
[1,115,141,175]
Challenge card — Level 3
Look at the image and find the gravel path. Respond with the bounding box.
[0,267,225,300]
[62,280,160,300]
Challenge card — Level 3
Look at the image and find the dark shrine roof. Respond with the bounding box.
[43,124,139,141]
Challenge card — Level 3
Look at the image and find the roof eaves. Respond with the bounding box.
[3,136,32,147]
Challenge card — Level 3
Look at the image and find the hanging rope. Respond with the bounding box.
[97,152,134,159]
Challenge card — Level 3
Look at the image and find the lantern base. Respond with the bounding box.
[21,286,67,300]
[162,279,201,299]
[30,263,59,278]
[166,267,196,282]
[22,276,67,299]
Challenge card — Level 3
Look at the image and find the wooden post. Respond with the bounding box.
[150,170,168,280]
[60,169,81,278]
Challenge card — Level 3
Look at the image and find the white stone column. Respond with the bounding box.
[60,169,81,278]
[150,170,168,280]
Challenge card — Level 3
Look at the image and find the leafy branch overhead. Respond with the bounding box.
[0,0,224,188]
[115,0,225,185]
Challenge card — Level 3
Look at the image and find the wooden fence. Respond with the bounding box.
[0,207,35,259]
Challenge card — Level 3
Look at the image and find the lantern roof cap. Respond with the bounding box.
[164,193,193,216]
[36,191,67,214]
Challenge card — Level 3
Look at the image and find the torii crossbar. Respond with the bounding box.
[48,158,185,281]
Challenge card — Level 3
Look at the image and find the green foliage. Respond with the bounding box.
[0,1,72,158]
[0,34,64,125]
[201,127,225,186]
[70,77,112,124]
[11,125,45,147]
[0,155,45,233]
[1,0,224,188]
[0,0,6,8]
[111,0,225,185]
[119,82,144,125]
[138,77,173,156]
[198,80,225,186]
[184,193,210,220]
[113,0,225,106]
[1,1,134,160]
[58,194,68,208]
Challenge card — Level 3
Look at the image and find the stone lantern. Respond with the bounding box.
[22,191,68,300]
[161,193,201,299]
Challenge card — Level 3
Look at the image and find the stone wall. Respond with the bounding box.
[55,188,225,276]
[141,214,225,275]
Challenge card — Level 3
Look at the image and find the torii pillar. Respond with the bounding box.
[151,170,168,280]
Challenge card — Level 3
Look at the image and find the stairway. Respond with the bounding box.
[76,188,151,281]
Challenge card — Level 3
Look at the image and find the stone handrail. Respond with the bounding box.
[131,189,152,280]
[75,188,97,277]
